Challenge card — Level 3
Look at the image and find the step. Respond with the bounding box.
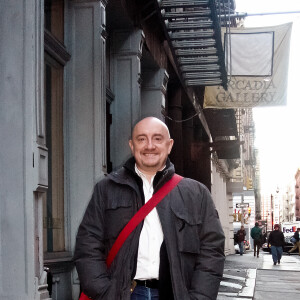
[158,0,210,8]
[175,48,217,56]
[181,64,220,72]
[185,78,223,86]
[183,71,222,79]
[162,9,212,19]
[170,30,214,40]
[166,19,214,30]
[178,56,219,64]
[172,39,216,48]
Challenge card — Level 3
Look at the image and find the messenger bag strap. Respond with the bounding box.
[106,173,183,267]
[79,173,183,300]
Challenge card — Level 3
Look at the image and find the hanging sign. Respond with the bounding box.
[204,22,292,108]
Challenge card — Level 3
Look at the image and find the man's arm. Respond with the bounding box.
[268,232,272,245]
[281,232,285,246]
[189,187,225,300]
[73,183,111,299]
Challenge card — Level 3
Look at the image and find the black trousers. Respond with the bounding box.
[253,240,261,257]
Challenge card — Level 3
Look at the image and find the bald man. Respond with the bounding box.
[74,117,225,300]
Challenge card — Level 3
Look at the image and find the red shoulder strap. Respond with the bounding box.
[79,174,183,300]
[79,293,91,300]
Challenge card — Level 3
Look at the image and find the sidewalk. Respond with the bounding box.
[218,251,300,300]
[254,254,300,300]
[218,252,261,300]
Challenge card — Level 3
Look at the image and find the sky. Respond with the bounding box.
[235,0,300,193]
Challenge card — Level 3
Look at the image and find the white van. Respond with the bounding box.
[281,222,300,252]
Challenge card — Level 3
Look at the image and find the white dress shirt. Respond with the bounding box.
[134,165,164,280]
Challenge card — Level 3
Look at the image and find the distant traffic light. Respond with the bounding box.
[247,207,251,216]
[238,211,242,221]
[246,177,253,190]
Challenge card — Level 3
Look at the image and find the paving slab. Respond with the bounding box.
[254,264,300,299]
[262,252,300,270]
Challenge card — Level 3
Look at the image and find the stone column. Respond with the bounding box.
[141,67,169,121]
[65,1,107,298]
[110,29,144,169]
[167,83,184,174]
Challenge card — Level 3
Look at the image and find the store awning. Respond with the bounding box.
[203,108,240,159]
[203,108,238,138]
[210,140,241,159]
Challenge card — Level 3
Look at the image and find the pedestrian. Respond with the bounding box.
[268,224,285,265]
[236,225,246,255]
[288,227,300,255]
[251,222,262,258]
[73,117,225,300]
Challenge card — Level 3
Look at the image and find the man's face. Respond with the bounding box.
[129,117,174,175]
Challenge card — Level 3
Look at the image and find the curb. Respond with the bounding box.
[238,269,256,298]
[217,269,256,300]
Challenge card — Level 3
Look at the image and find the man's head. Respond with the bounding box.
[241,225,244,230]
[255,222,259,227]
[297,228,300,232]
[274,224,279,230]
[129,117,174,175]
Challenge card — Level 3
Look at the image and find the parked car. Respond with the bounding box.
[262,231,271,252]
[262,242,271,252]
[282,222,300,252]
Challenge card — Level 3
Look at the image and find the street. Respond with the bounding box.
[218,250,300,299]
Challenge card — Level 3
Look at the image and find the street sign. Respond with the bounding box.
[236,203,249,208]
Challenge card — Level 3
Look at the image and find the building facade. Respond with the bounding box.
[0,1,244,299]
[295,169,300,221]
[232,191,256,243]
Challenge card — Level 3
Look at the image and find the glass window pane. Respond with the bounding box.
[44,0,64,43]
[44,58,65,252]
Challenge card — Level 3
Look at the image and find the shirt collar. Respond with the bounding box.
[134,164,166,182]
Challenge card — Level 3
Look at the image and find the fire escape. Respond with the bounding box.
[156,0,235,89]
[154,1,240,162]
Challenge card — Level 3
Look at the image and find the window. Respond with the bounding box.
[44,0,64,43]
[43,0,70,253]
[43,55,65,252]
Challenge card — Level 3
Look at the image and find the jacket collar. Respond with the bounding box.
[109,157,175,192]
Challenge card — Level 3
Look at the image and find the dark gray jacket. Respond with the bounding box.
[74,158,225,300]
[268,230,285,247]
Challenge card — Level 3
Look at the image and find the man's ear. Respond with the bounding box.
[168,139,174,154]
[129,140,133,153]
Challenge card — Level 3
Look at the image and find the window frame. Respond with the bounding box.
[43,4,71,258]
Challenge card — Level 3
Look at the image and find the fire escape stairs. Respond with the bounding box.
[157,0,229,89]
